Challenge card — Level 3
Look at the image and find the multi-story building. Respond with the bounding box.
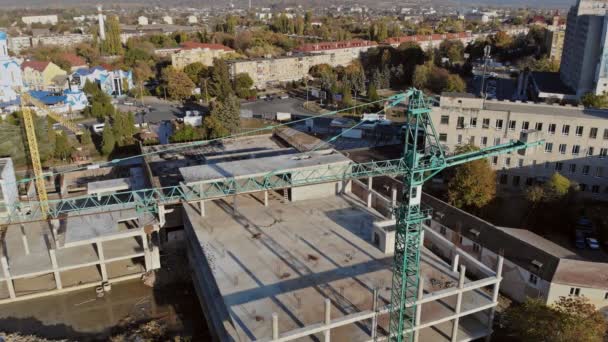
[560,0,608,97]
[294,40,377,66]
[31,33,92,49]
[545,15,566,63]
[431,93,608,200]
[138,16,149,26]
[21,60,67,91]
[383,32,480,51]
[171,42,234,70]
[21,15,58,25]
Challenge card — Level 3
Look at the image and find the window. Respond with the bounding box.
[572,145,580,156]
[580,184,587,191]
[548,123,556,134]
[588,147,595,156]
[439,133,447,142]
[495,119,504,129]
[590,127,598,139]
[604,128,608,140]
[473,243,481,252]
[513,175,520,186]
[457,116,465,129]
[529,274,538,285]
[575,126,584,136]
[535,122,543,131]
[457,134,463,144]
[494,137,501,145]
[604,292,608,300]
[518,159,524,167]
[559,144,567,154]
[596,167,604,178]
[508,120,516,130]
[470,117,477,127]
[526,177,534,186]
[562,124,570,135]
[458,235,463,244]
[440,115,450,124]
[570,287,580,296]
[522,121,530,130]
[583,165,590,175]
[569,164,576,174]
[492,156,498,165]
[592,185,600,193]
[469,136,475,145]
[499,174,508,184]
[505,157,511,166]
[600,148,607,158]
[555,162,563,171]
[545,142,553,153]
[482,118,490,129]
[481,136,488,146]
[440,226,447,235]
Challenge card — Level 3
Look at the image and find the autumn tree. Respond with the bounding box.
[101,15,123,55]
[234,73,254,98]
[581,92,608,108]
[447,144,496,209]
[437,39,465,64]
[183,62,207,85]
[162,67,195,102]
[203,115,229,139]
[502,297,606,342]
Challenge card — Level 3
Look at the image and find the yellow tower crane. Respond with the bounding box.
[19,92,84,220]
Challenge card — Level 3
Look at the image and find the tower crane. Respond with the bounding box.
[6,88,543,341]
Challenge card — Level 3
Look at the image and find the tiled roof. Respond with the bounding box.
[295,40,377,52]
[21,60,50,72]
[60,53,87,67]
[383,32,472,45]
[180,41,234,51]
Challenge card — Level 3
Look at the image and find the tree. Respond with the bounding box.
[101,121,116,155]
[112,111,136,146]
[203,115,229,139]
[234,73,254,98]
[581,92,608,108]
[162,67,195,102]
[209,59,234,101]
[492,31,512,49]
[53,133,72,160]
[101,15,123,55]
[438,40,465,64]
[367,83,379,102]
[543,172,571,201]
[413,64,430,89]
[83,79,99,96]
[445,74,465,92]
[447,144,496,209]
[171,124,204,143]
[210,94,240,133]
[183,62,207,85]
[80,129,93,147]
[502,297,606,342]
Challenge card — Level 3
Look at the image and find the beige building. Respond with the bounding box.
[423,193,608,314]
[294,39,377,67]
[21,15,58,25]
[432,93,608,200]
[545,15,565,63]
[171,42,233,70]
[21,60,67,91]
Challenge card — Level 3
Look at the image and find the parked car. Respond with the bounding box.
[586,237,600,250]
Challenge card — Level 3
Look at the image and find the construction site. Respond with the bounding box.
[0,90,543,341]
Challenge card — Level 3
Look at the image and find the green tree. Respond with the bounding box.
[445,74,465,92]
[53,133,72,160]
[413,64,430,89]
[162,67,195,102]
[234,73,254,98]
[80,129,93,147]
[581,92,608,108]
[101,121,116,156]
[438,40,465,64]
[183,62,207,85]
[210,94,240,133]
[170,124,204,142]
[203,115,229,139]
[367,83,379,102]
[209,59,234,101]
[101,15,123,55]
[447,144,496,209]
[83,79,99,96]
[502,297,606,342]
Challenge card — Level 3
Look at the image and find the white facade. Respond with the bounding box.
[0,158,18,217]
[0,32,23,105]
[21,15,59,25]
[187,15,198,24]
[432,94,608,200]
[163,16,173,25]
[138,16,149,26]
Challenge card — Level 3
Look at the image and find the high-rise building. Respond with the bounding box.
[560,0,608,97]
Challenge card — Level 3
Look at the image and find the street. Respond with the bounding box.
[241,97,317,117]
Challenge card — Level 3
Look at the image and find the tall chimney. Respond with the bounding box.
[98,4,106,41]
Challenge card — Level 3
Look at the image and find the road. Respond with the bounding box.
[241,97,317,117]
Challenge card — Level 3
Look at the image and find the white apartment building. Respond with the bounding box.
[561,0,608,97]
[294,40,377,66]
[171,42,234,70]
[21,15,59,25]
[431,93,608,200]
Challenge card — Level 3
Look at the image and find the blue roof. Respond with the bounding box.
[29,90,66,105]
[0,32,6,40]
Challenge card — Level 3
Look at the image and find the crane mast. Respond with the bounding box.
[20,103,49,220]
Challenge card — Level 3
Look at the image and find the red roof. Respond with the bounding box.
[383,32,472,45]
[21,60,50,72]
[60,53,87,67]
[179,41,234,52]
[295,40,377,53]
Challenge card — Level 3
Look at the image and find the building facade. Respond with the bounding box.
[431,93,608,200]
[560,0,608,97]
[21,61,67,91]
[71,66,134,97]
[171,42,234,69]
[21,15,58,25]
[545,15,566,63]
[294,40,377,66]
[0,32,23,106]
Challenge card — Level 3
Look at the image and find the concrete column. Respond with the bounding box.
[451,265,466,342]
[452,254,460,273]
[485,256,504,342]
[199,200,206,217]
[264,190,269,207]
[96,241,108,281]
[49,248,62,290]
[157,205,166,227]
[141,234,151,271]
[413,276,425,342]
[272,313,279,340]
[0,256,15,298]
[391,187,397,219]
[367,177,373,208]
[324,298,331,342]
[371,288,379,340]
[20,224,29,255]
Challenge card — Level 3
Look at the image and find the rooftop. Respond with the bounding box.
[179,41,233,52]
[530,71,575,96]
[383,32,472,45]
[21,60,50,72]
[295,39,377,52]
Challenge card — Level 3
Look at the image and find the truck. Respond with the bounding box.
[275,112,291,121]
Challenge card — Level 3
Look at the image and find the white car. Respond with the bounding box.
[586,238,600,250]
[124,101,135,106]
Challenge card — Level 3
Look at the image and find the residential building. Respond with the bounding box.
[171,42,234,70]
[545,15,566,63]
[138,16,149,26]
[21,15,58,25]
[383,32,482,51]
[31,33,92,48]
[423,193,608,314]
[294,40,377,66]
[432,93,608,200]
[560,0,608,97]
[21,61,67,91]
[0,32,23,107]
[187,15,198,24]
[163,16,173,25]
[7,35,32,54]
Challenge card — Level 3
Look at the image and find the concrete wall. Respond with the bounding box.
[290,180,351,201]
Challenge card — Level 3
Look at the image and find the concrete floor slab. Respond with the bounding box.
[185,194,491,341]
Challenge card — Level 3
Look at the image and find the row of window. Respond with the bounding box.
[489,154,607,178]
[440,115,608,139]
[497,173,607,193]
